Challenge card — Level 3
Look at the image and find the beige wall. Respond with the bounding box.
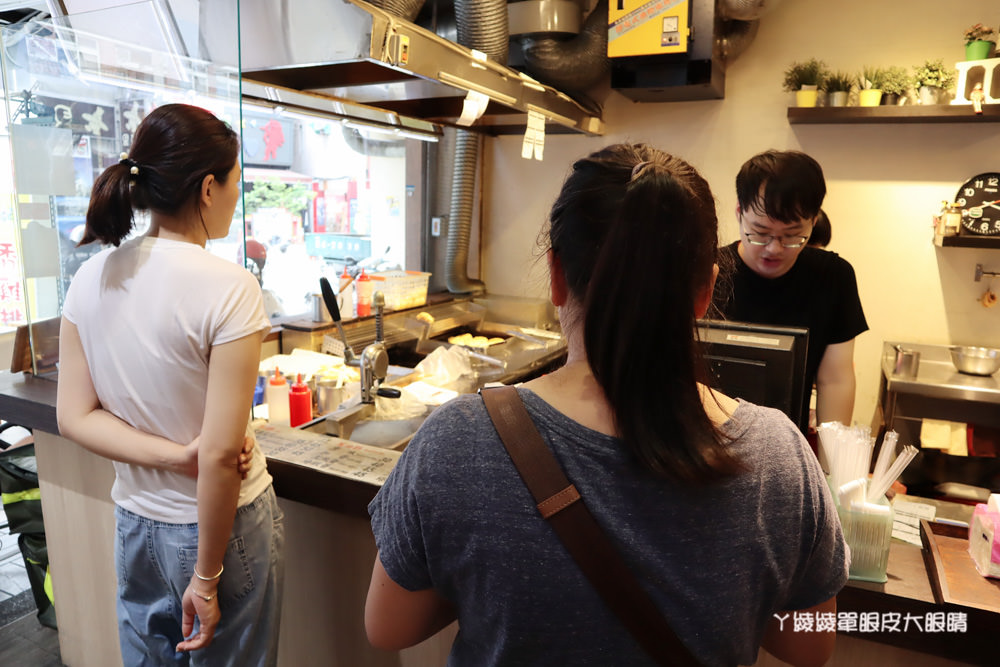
[480,0,1000,428]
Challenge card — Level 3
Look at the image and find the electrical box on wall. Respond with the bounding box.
[607,0,691,58]
[610,0,724,102]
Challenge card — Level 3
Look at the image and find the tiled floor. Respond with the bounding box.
[0,504,32,604]
[0,612,62,666]
[0,503,62,666]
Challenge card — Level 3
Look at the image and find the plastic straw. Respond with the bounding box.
[871,430,899,492]
[819,422,874,493]
[867,444,918,502]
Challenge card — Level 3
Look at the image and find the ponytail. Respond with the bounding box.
[549,144,741,484]
[81,162,137,247]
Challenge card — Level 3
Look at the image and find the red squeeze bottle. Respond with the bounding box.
[288,374,312,427]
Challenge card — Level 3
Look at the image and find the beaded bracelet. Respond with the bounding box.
[193,590,217,602]
[193,564,224,581]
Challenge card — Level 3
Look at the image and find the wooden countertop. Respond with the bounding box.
[837,496,994,663]
[0,370,381,516]
[3,371,995,662]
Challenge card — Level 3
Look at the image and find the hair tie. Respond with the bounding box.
[630,160,654,182]
[119,152,139,176]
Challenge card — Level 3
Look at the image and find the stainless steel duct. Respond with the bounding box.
[520,0,608,93]
[446,130,483,294]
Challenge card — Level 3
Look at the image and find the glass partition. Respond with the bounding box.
[0,0,434,374]
[0,1,241,374]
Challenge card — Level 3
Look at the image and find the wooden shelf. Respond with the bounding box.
[933,233,1000,248]
[788,105,1000,124]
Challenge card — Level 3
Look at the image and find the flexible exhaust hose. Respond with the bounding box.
[455,0,510,65]
[446,130,485,293]
[445,0,509,293]
[521,0,609,92]
[366,0,425,22]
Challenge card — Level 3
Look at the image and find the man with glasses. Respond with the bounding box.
[713,150,868,431]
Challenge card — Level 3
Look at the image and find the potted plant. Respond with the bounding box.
[912,59,957,105]
[964,23,997,60]
[856,66,885,106]
[824,71,852,107]
[783,58,828,107]
[880,66,912,106]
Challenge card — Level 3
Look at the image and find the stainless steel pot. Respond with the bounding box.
[892,345,920,378]
[949,346,1000,376]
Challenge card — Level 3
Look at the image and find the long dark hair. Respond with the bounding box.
[82,103,239,247]
[547,143,741,483]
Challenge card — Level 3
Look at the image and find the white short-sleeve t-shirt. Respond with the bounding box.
[63,235,272,523]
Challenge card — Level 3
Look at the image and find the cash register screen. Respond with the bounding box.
[696,319,810,433]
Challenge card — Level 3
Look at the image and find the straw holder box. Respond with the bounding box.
[830,480,894,583]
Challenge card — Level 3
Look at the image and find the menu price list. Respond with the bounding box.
[255,424,401,486]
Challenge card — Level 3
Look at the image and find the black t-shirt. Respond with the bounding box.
[713,242,869,425]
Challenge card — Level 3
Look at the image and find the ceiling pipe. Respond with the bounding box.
[519,0,609,93]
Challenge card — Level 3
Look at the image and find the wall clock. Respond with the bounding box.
[956,172,1000,236]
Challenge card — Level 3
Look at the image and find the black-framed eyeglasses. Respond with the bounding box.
[739,217,811,249]
[742,231,810,248]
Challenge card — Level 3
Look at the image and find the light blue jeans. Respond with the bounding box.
[114,486,285,666]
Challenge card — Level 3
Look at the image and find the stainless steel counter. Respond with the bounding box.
[877,341,1000,496]
[881,341,1000,405]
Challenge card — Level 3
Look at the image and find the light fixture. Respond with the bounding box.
[394,128,439,143]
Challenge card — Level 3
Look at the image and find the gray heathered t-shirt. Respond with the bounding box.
[369,388,848,667]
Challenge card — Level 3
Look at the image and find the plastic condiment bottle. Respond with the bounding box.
[356,269,373,317]
[265,368,290,426]
[339,266,355,320]
[289,373,312,427]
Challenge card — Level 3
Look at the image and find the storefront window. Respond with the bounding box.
[0,3,432,373]
[0,120,23,333]
[0,4,242,373]
[233,103,415,319]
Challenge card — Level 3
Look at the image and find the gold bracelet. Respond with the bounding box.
[193,564,224,581]
[193,590,217,602]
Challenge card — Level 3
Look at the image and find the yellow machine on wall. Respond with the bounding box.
[607,0,691,59]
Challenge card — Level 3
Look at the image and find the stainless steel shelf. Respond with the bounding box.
[882,342,1000,406]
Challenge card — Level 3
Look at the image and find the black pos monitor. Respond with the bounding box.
[696,319,810,433]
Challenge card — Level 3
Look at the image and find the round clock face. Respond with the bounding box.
[956,173,1000,235]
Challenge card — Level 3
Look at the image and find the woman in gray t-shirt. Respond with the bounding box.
[366,144,848,667]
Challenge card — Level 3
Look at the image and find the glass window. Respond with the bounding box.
[0,5,242,373]
[234,104,417,320]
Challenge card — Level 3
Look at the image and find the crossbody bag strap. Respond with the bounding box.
[480,385,702,667]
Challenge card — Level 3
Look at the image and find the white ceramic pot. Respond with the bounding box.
[918,85,941,105]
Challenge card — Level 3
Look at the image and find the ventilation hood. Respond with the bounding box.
[237,0,604,137]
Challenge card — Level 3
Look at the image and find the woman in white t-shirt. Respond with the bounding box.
[57,104,284,665]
